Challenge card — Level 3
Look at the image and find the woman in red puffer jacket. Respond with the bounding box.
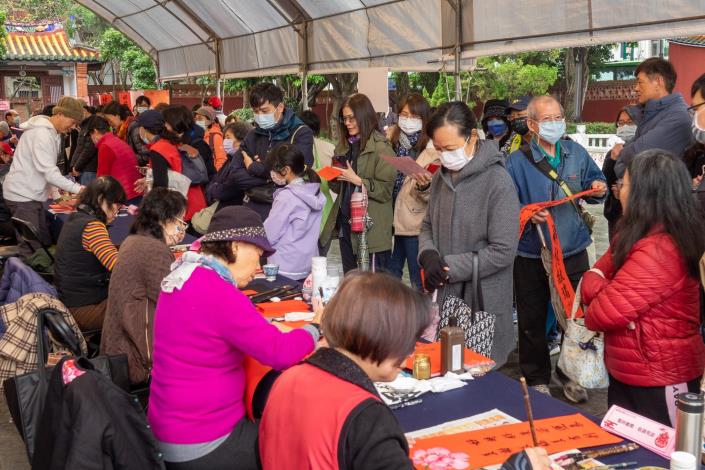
[582,149,705,427]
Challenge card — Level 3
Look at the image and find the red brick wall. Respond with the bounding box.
[76,63,89,101]
[669,42,705,105]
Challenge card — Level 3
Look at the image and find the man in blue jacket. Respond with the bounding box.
[613,58,692,178]
[506,95,607,397]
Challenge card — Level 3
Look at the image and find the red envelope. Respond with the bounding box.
[317,166,344,181]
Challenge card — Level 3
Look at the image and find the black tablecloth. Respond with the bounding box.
[394,372,669,468]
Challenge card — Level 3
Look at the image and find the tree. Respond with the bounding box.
[562,45,612,119]
[327,73,358,142]
[0,11,6,56]
[472,57,558,102]
[99,28,157,90]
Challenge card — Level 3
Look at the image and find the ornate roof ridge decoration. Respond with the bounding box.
[1,22,101,63]
[667,36,705,48]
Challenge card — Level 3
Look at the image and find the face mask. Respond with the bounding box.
[440,136,472,171]
[140,130,151,145]
[195,120,207,130]
[511,117,529,136]
[12,117,19,126]
[616,124,637,143]
[254,112,277,130]
[223,138,235,155]
[270,170,287,186]
[693,112,705,145]
[538,120,566,145]
[487,119,508,137]
[135,106,148,115]
[398,116,423,135]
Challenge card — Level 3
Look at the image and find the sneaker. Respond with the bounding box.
[531,384,551,396]
[563,380,588,404]
[548,341,561,356]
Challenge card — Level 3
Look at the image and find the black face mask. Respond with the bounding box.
[511,117,529,136]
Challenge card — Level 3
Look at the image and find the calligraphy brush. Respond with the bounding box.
[591,461,638,470]
[519,377,539,446]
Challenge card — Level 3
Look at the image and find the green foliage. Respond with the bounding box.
[428,74,455,107]
[566,122,615,134]
[99,28,156,89]
[473,57,558,101]
[0,11,6,56]
[233,108,254,122]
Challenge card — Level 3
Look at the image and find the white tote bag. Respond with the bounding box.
[146,168,191,197]
[557,273,609,389]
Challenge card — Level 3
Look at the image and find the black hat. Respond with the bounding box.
[507,95,532,113]
[482,99,510,121]
[136,109,164,133]
[201,206,275,257]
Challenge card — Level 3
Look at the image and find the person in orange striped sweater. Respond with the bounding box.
[54,176,126,330]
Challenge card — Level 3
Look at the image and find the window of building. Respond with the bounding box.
[4,76,41,100]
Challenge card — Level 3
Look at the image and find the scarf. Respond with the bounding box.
[161,251,235,293]
[393,130,420,200]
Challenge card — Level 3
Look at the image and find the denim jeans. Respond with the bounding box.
[388,235,422,290]
[80,171,96,185]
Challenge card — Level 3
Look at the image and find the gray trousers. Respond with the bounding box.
[5,199,50,258]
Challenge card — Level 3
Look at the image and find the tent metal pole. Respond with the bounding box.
[574,48,584,122]
[300,22,309,110]
[454,0,462,101]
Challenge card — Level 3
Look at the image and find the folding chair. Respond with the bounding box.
[11,217,54,263]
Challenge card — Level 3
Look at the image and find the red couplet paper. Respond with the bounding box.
[256,299,310,318]
[410,413,622,469]
[317,166,344,181]
[382,156,428,176]
[404,342,495,376]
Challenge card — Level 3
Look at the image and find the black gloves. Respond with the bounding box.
[419,250,449,292]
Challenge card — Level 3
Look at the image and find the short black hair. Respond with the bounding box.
[78,176,127,223]
[223,121,252,141]
[4,111,15,119]
[135,95,151,107]
[298,110,320,136]
[635,58,677,93]
[426,101,478,140]
[250,82,284,108]
[130,188,186,240]
[102,101,132,120]
[691,73,705,99]
[83,115,111,135]
[162,105,194,135]
[41,105,55,116]
[83,106,97,115]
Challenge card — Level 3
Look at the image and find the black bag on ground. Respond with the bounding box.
[3,308,129,460]
[179,148,209,185]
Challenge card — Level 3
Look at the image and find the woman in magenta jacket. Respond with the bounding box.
[581,149,705,426]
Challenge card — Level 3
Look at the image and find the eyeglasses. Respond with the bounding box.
[534,115,564,123]
[616,120,633,127]
[340,115,356,124]
[688,102,705,117]
[174,217,187,233]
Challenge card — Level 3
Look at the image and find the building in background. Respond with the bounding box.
[667,36,705,103]
[0,20,102,120]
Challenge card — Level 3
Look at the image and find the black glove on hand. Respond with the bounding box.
[419,250,449,292]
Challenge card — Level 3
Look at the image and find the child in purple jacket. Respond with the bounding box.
[264,144,325,280]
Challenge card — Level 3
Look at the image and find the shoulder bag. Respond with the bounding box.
[438,253,496,358]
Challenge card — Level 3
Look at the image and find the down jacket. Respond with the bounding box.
[582,230,705,387]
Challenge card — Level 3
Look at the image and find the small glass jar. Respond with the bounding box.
[413,354,431,380]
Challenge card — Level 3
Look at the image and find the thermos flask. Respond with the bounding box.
[674,392,704,460]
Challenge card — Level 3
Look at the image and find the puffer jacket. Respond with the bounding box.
[582,230,705,387]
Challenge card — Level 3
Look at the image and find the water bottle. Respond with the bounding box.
[674,392,704,462]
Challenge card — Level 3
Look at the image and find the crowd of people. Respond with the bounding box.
[0,55,704,469]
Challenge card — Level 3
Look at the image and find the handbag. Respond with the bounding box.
[3,308,129,460]
[557,274,609,389]
[245,183,276,204]
[191,201,219,235]
[146,167,190,197]
[179,146,209,185]
[350,184,368,233]
[437,253,496,358]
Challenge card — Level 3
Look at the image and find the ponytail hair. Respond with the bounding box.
[266,143,321,184]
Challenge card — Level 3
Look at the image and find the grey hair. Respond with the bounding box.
[527,95,564,120]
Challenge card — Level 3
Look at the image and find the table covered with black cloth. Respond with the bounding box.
[394,371,672,468]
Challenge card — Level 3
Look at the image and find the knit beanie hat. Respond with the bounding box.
[53,97,84,122]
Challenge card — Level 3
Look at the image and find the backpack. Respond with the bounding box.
[179,147,209,185]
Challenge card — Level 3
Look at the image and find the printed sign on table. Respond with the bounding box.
[601,405,675,459]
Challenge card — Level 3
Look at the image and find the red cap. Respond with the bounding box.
[0,142,14,156]
[207,96,222,109]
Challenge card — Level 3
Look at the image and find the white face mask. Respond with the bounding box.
[195,120,207,130]
[616,124,637,143]
[223,138,235,155]
[398,116,423,135]
[270,170,287,186]
[693,110,705,145]
[439,136,472,171]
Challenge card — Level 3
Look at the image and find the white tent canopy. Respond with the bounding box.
[76,0,705,81]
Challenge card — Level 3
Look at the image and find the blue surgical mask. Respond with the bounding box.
[223,138,235,155]
[135,106,148,115]
[487,118,508,137]
[538,120,566,145]
[254,112,277,130]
